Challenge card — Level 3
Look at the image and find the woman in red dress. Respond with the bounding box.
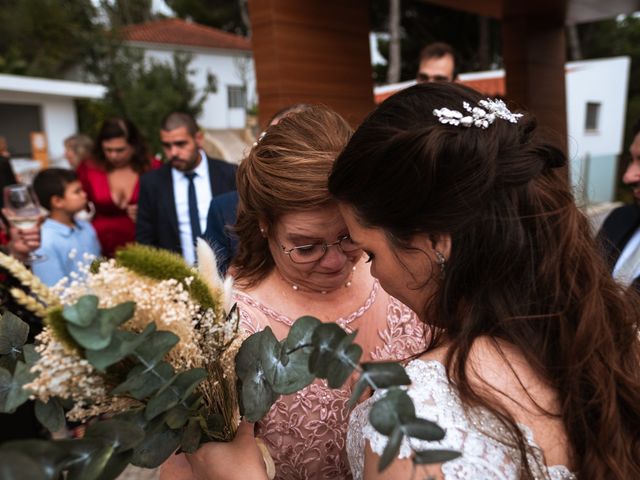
[77,118,160,257]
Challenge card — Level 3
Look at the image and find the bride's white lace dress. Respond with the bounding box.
[347,359,576,479]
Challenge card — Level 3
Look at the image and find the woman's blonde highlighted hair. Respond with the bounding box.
[232,104,352,287]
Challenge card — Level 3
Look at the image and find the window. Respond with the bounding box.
[228,86,246,109]
[585,102,601,132]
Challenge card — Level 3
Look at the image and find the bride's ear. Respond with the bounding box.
[429,233,451,260]
[407,232,451,261]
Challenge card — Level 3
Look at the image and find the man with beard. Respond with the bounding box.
[136,112,237,264]
[598,118,640,291]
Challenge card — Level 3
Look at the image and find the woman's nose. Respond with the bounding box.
[318,244,347,269]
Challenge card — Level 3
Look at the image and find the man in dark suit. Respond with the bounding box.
[598,118,640,290]
[136,112,237,264]
[203,190,239,276]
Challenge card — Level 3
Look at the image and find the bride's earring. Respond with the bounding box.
[434,250,446,278]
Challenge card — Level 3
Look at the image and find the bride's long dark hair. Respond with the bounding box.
[329,82,640,478]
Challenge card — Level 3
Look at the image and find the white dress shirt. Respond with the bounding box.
[171,150,213,264]
[613,226,640,286]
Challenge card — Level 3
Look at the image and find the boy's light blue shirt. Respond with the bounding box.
[32,218,101,286]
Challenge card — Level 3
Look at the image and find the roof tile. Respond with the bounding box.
[121,18,251,51]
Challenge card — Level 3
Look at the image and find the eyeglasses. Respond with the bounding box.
[281,234,361,264]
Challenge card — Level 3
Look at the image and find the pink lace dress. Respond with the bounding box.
[234,280,427,480]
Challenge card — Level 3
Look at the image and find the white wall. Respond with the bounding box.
[0,90,77,163]
[565,56,630,203]
[137,44,256,130]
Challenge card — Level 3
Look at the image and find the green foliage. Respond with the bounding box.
[99,0,153,27]
[0,296,215,478]
[45,307,82,355]
[0,311,29,359]
[167,0,250,35]
[35,398,65,433]
[115,244,218,311]
[82,44,216,154]
[0,0,99,78]
[235,315,458,472]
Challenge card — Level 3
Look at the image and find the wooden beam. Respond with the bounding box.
[248,0,375,129]
[501,5,568,151]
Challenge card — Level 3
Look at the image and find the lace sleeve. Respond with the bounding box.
[353,360,575,480]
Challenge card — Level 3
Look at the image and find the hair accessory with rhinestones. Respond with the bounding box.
[433,98,523,129]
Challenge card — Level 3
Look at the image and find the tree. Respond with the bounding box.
[167,0,249,35]
[79,45,216,154]
[100,0,153,27]
[0,0,99,78]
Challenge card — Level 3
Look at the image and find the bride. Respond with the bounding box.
[180,83,640,479]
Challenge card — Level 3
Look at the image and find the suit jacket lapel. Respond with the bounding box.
[206,156,218,194]
[162,165,180,248]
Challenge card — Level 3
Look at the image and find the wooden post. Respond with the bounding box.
[501,5,568,151]
[247,0,375,128]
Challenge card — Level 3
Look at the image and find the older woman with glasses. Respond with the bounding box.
[161,105,426,480]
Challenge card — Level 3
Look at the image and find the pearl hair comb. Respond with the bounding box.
[433,98,523,129]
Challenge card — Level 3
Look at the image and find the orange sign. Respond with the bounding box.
[30,131,48,168]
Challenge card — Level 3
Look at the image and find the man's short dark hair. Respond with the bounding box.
[419,42,455,63]
[419,42,457,78]
[33,168,78,210]
[160,112,200,137]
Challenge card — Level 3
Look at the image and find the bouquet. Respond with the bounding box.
[0,241,253,478]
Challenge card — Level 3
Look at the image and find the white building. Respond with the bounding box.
[121,18,256,131]
[0,73,106,166]
[374,56,631,205]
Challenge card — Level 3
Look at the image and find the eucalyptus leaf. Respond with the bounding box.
[67,319,113,351]
[413,449,461,465]
[349,362,412,406]
[235,329,279,422]
[369,388,415,436]
[308,323,347,378]
[99,302,136,329]
[134,331,180,368]
[145,368,207,420]
[130,417,182,468]
[65,442,114,480]
[93,451,133,480]
[86,323,156,371]
[378,425,404,471]
[326,331,361,388]
[4,361,35,412]
[240,376,278,422]
[35,398,65,433]
[284,316,321,351]
[180,417,202,453]
[260,327,315,395]
[22,343,40,365]
[0,311,29,356]
[402,417,445,442]
[63,295,99,327]
[112,362,175,400]
[164,405,190,429]
[85,419,146,453]
[0,450,49,480]
[0,367,12,412]
[1,440,73,478]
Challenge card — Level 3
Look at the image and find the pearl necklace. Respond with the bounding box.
[290,265,356,294]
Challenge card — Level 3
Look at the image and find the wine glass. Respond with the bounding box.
[3,184,46,263]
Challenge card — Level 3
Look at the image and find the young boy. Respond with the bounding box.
[32,168,100,286]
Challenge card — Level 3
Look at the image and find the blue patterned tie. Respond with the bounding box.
[185,172,201,246]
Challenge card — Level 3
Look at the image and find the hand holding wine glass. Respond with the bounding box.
[3,184,46,263]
